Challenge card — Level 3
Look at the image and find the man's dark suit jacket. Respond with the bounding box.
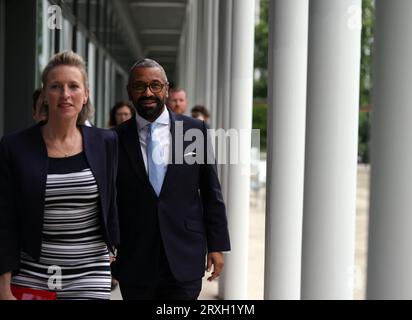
[0,124,119,275]
[113,110,230,285]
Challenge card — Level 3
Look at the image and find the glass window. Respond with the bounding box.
[60,17,72,51]
[87,41,96,125]
[38,0,52,82]
[104,57,111,126]
[76,30,86,58]
[94,49,105,128]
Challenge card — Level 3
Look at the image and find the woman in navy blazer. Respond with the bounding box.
[0,51,119,300]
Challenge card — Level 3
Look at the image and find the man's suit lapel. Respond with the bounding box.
[160,110,178,195]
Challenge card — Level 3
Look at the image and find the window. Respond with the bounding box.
[87,41,96,124]
[60,17,73,51]
[76,30,86,57]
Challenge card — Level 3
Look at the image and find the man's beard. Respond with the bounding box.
[134,96,165,121]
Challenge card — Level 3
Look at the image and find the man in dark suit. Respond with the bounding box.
[113,58,230,300]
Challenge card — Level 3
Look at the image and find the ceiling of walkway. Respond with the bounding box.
[118,0,188,83]
[57,0,188,83]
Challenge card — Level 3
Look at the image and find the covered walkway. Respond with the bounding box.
[1,0,412,299]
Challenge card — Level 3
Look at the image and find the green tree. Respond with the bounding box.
[253,0,375,160]
[254,0,269,99]
[253,103,267,151]
[360,0,375,107]
[358,0,375,163]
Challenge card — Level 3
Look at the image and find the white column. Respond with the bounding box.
[204,0,213,116]
[301,0,362,299]
[367,0,412,300]
[209,0,219,128]
[184,0,199,106]
[216,0,233,299]
[195,0,205,105]
[220,0,255,300]
[264,0,309,300]
[177,19,187,89]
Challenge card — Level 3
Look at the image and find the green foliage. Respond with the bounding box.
[253,103,267,151]
[253,0,374,162]
[254,0,269,99]
[358,111,370,163]
[360,0,375,107]
[358,0,374,163]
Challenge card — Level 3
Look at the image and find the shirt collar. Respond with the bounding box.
[135,105,169,130]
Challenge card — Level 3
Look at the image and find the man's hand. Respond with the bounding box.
[206,252,224,281]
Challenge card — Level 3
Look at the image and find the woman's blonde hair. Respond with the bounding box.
[41,50,94,125]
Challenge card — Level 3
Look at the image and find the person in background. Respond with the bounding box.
[191,105,210,123]
[167,88,188,115]
[0,51,119,300]
[32,88,48,123]
[108,101,136,128]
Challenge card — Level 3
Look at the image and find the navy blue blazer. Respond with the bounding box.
[0,124,119,275]
[113,110,230,284]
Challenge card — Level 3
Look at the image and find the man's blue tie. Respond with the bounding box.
[147,122,166,196]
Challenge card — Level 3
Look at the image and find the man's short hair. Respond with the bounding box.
[128,58,168,84]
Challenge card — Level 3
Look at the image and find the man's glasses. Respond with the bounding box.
[130,81,167,94]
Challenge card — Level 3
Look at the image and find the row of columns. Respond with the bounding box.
[265,0,412,300]
[179,0,412,299]
[178,0,220,128]
[265,0,362,300]
[178,0,255,299]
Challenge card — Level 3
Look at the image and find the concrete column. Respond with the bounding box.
[301,0,362,299]
[184,0,198,106]
[204,0,219,128]
[216,0,233,299]
[264,0,309,300]
[367,0,412,299]
[194,0,205,106]
[176,21,186,89]
[211,0,219,128]
[220,0,255,300]
[203,0,213,117]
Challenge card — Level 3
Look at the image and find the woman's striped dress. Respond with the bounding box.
[11,152,111,300]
